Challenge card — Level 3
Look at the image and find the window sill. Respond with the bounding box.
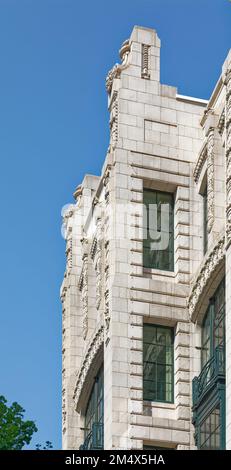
[143,400,175,410]
[143,268,175,278]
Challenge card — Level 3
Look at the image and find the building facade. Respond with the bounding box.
[61,26,231,450]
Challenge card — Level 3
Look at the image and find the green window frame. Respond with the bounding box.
[143,189,174,272]
[201,279,225,368]
[143,324,174,403]
[83,365,104,449]
[193,278,226,450]
[203,183,208,255]
[199,405,221,450]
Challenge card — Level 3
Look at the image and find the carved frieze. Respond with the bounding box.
[141,44,150,79]
[95,218,103,310]
[188,235,225,320]
[103,168,111,205]
[226,68,231,246]
[207,129,215,232]
[73,325,104,406]
[109,91,118,151]
[79,238,89,340]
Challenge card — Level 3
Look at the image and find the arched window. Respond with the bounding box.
[80,365,104,450]
[192,278,226,450]
[201,279,225,368]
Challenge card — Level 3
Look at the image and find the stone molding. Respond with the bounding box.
[194,128,215,233]
[79,238,89,339]
[188,235,225,321]
[218,108,225,135]
[73,325,104,408]
[141,44,150,79]
[225,67,231,247]
[207,129,215,233]
[193,140,207,183]
[109,91,118,151]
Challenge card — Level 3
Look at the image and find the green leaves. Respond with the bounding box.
[0,395,38,450]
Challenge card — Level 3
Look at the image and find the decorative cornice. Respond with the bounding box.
[188,235,225,321]
[73,326,104,406]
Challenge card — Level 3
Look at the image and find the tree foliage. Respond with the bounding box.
[0,395,38,450]
[35,441,53,450]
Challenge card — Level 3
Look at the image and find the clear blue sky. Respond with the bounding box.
[0,0,230,450]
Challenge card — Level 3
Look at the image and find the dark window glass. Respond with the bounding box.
[83,365,104,449]
[143,189,174,271]
[201,279,225,368]
[200,407,221,450]
[143,324,174,403]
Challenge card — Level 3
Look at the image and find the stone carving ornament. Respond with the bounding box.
[106,39,130,95]
[188,235,225,320]
[73,325,104,407]
[109,91,118,151]
[207,128,215,233]
[79,238,89,340]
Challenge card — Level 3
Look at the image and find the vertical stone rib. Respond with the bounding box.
[141,44,150,79]
[207,128,215,233]
[226,68,231,247]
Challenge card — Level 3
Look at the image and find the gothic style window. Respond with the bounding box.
[143,189,174,271]
[143,324,174,403]
[201,279,225,368]
[192,279,225,450]
[80,366,104,450]
[203,183,208,254]
[200,406,221,450]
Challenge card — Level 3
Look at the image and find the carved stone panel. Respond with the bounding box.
[207,129,215,233]
[226,68,231,246]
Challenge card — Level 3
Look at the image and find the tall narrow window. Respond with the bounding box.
[143,324,174,403]
[193,279,226,450]
[80,366,104,450]
[200,406,221,450]
[201,279,225,368]
[143,189,174,271]
[203,183,208,254]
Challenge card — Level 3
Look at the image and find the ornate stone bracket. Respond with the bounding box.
[73,325,104,410]
[106,39,130,95]
[188,235,225,321]
[62,204,75,238]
